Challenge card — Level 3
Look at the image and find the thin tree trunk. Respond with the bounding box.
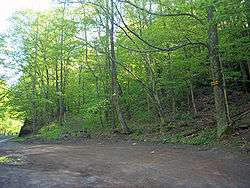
[147,95,151,115]
[78,63,83,113]
[103,0,116,130]
[247,61,250,79]
[55,59,60,119]
[172,95,176,116]
[240,62,248,92]
[187,90,190,111]
[31,16,39,133]
[45,61,52,120]
[208,5,230,137]
[144,54,165,124]
[41,49,50,118]
[110,0,130,133]
[219,55,231,122]
[190,82,197,114]
[59,1,66,126]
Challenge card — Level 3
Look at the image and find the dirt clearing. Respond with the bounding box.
[0,139,249,188]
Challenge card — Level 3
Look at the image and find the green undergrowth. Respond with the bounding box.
[38,123,65,140]
[14,136,30,142]
[28,116,105,141]
[162,127,217,145]
[128,121,218,145]
[0,118,22,135]
[17,114,219,146]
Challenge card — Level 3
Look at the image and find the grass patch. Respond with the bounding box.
[0,155,25,165]
[38,123,63,140]
[163,127,217,145]
[0,156,13,164]
[36,115,96,141]
[13,136,31,142]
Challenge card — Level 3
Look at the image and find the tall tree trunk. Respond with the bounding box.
[59,1,66,126]
[78,63,83,113]
[55,60,59,119]
[31,16,39,133]
[110,0,130,133]
[208,5,230,137]
[41,49,50,120]
[103,0,116,130]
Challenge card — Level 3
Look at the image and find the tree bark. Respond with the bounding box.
[31,16,39,133]
[240,62,248,92]
[190,82,197,114]
[144,54,165,124]
[55,59,60,119]
[208,5,230,137]
[110,0,130,133]
[59,1,66,126]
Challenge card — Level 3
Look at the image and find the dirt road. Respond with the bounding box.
[0,138,249,188]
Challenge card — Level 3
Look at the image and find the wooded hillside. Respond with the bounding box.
[0,0,249,142]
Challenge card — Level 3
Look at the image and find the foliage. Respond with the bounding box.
[38,123,63,140]
[0,80,22,134]
[0,0,249,141]
[163,127,217,145]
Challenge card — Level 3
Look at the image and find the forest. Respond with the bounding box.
[0,0,249,145]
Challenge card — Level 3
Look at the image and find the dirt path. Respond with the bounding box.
[0,139,249,188]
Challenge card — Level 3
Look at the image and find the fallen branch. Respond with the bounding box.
[230,109,250,127]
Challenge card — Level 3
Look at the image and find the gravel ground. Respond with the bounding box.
[0,137,249,188]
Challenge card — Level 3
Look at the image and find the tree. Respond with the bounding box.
[1,0,248,138]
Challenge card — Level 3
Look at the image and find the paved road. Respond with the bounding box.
[0,140,250,188]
